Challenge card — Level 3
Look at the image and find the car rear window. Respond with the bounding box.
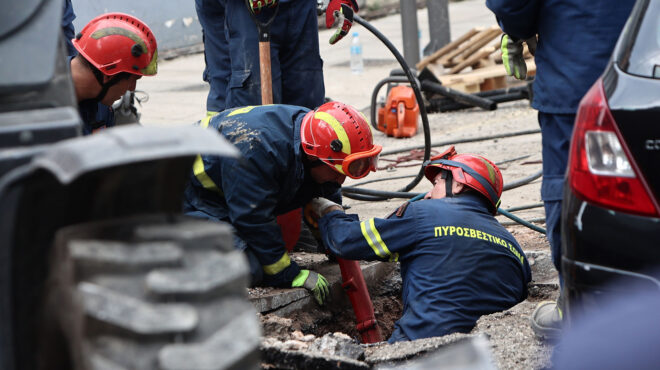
[625,0,660,78]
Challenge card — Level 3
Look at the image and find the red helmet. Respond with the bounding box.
[72,13,158,77]
[424,146,503,212]
[301,102,382,179]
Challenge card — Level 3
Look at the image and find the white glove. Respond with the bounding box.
[306,197,341,220]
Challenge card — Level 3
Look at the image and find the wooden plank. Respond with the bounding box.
[438,26,500,66]
[438,28,494,67]
[439,59,536,86]
[454,28,502,63]
[480,76,507,91]
[448,46,496,74]
[416,28,482,70]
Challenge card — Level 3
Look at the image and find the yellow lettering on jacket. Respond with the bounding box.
[432,225,526,265]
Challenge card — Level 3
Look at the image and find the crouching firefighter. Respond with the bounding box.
[183,102,382,305]
[308,147,532,342]
[69,12,158,134]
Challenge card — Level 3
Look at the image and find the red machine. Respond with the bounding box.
[377,85,420,138]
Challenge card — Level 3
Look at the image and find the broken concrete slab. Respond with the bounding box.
[251,257,396,317]
[261,337,370,370]
[308,332,365,361]
[363,332,473,364]
[374,335,496,370]
[250,289,308,313]
[474,299,554,369]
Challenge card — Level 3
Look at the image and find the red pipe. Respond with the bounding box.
[336,258,383,343]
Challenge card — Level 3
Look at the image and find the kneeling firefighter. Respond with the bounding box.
[183,102,382,305]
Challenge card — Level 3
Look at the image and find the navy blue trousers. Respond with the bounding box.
[195,0,325,112]
[538,112,575,283]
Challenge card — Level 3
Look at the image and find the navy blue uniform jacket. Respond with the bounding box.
[319,193,532,342]
[183,105,340,287]
[486,0,635,113]
[62,1,116,135]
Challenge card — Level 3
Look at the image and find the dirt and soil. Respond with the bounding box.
[251,101,559,369]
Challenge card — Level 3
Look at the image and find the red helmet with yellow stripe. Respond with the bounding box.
[72,13,158,77]
[301,102,382,179]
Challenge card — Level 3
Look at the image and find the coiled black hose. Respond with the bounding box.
[350,14,431,201]
[346,16,546,234]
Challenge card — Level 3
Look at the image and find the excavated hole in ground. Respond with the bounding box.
[314,267,403,340]
[259,224,556,342]
[261,266,403,342]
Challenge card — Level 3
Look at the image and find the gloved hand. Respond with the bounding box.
[526,35,537,56]
[292,269,330,305]
[304,197,342,227]
[501,34,527,80]
[248,0,277,14]
[325,0,359,45]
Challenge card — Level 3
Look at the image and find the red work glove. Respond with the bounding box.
[248,0,277,14]
[325,0,359,45]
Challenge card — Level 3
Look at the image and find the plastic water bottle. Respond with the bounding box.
[350,32,364,75]
[418,29,423,61]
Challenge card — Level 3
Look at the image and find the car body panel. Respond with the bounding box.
[562,0,660,319]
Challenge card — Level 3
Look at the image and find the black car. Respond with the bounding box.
[561,0,660,322]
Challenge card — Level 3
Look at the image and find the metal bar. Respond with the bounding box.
[425,0,451,56]
[400,0,420,67]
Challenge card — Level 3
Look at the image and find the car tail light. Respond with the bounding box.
[568,78,659,217]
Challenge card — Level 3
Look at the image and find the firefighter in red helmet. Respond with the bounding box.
[308,146,531,342]
[68,13,158,134]
[183,102,381,304]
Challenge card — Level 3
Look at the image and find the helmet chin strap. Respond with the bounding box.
[302,154,325,169]
[89,67,124,103]
[444,170,454,198]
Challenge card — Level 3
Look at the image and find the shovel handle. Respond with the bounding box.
[259,41,273,105]
[246,0,279,105]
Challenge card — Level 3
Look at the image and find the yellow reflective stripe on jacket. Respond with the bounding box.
[228,106,257,117]
[263,252,292,275]
[360,218,392,259]
[314,111,351,155]
[193,115,222,193]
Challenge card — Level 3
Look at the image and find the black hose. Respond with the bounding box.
[369,76,411,131]
[342,169,542,199]
[501,202,544,212]
[502,169,542,191]
[348,154,532,188]
[497,209,547,234]
[349,173,415,187]
[343,131,542,197]
[428,92,527,113]
[380,128,540,157]
[347,16,545,235]
[354,14,431,196]
[421,80,497,110]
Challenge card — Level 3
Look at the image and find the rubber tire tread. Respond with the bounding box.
[45,214,261,370]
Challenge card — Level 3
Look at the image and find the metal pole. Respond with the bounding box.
[424,0,451,56]
[400,0,420,67]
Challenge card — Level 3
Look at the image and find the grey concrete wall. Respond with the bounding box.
[71,0,202,55]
